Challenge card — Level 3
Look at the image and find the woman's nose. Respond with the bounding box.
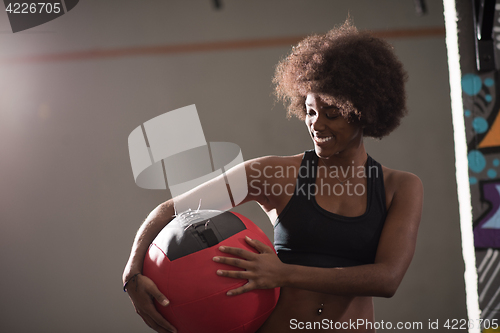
[310,115,325,131]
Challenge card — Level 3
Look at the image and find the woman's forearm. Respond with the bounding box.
[280,262,401,298]
[122,200,175,283]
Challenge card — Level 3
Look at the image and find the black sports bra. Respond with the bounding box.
[274,150,387,268]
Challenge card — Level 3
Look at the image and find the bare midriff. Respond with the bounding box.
[257,287,375,333]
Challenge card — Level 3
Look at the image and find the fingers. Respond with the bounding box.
[128,275,177,333]
[216,267,252,280]
[145,279,170,307]
[215,236,273,259]
[213,255,251,269]
[217,244,256,259]
[244,236,274,254]
[139,304,178,333]
[212,236,278,297]
[226,281,257,296]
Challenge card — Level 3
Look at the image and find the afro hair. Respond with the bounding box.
[273,19,408,138]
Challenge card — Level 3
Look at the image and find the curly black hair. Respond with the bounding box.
[273,20,408,138]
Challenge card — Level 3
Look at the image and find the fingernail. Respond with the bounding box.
[219,246,225,251]
[217,270,223,275]
[245,236,252,241]
[161,299,169,306]
[213,257,220,262]
[227,291,233,296]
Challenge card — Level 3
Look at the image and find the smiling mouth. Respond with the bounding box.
[314,136,333,144]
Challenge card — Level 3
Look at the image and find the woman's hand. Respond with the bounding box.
[213,236,286,296]
[125,274,178,333]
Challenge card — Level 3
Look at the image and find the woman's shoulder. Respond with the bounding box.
[380,165,423,210]
[381,166,422,188]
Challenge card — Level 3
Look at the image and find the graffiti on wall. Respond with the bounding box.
[462,73,500,247]
[462,72,500,322]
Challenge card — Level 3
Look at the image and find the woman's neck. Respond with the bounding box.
[317,142,368,170]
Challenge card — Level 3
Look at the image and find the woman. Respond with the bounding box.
[122,21,423,333]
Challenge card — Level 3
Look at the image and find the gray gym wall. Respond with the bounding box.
[0,1,465,332]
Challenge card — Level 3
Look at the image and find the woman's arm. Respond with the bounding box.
[215,171,423,298]
[122,200,178,333]
[123,201,174,285]
[123,156,274,281]
[122,157,274,332]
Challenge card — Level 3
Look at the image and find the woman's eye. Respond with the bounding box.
[306,110,316,117]
[325,113,339,119]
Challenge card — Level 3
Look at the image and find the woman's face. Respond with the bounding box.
[305,93,363,159]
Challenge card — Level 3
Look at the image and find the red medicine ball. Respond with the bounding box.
[143,210,280,333]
